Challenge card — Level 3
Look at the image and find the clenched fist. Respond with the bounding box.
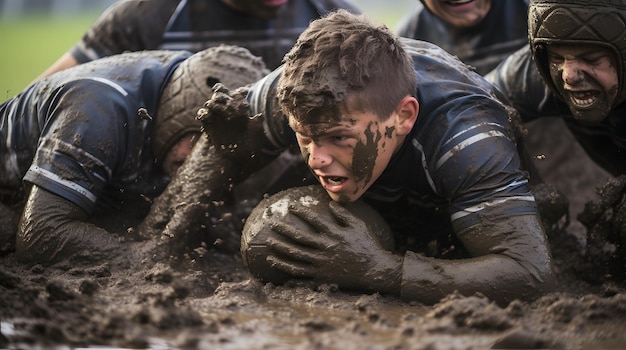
[196,83,266,162]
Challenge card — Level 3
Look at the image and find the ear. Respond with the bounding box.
[394,96,419,136]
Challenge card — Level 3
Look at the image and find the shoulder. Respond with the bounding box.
[90,0,181,27]
[401,38,467,68]
[486,45,535,84]
[402,38,499,97]
[307,0,361,13]
[402,40,518,144]
[101,0,180,14]
[85,50,189,75]
[485,46,558,118]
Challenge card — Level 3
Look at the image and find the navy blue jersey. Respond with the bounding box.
[247,39,537,251]
[70,0,360,69]
[0,50,192,214]
[395,0,529,75]
[487,46,626,176]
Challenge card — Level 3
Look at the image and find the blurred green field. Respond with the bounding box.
[0,7,407,102]
[0,15,102,100]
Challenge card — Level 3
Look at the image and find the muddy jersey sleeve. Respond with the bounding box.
[428,101,536,232]
[400,95,555,304]
[399,40,539,229]
[246,67,296,153]
[485,46,563,121]
[22,80,144,214]
[397,41,555,304]
[69,0,179,64]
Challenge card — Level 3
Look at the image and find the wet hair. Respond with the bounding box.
[277,9,417,124]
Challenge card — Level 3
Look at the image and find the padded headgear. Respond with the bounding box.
[153,45,269,164]
[528,0,626,106]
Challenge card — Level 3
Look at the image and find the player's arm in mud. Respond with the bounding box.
[258,92,555,304]
[265,200,405,295]
[265,199,555,305]
[136,135,264,256]
[400,213,556,305]
[15,186,139,266]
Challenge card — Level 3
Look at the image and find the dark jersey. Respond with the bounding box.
[247,39,537,254]
[486,46,626,176]
[395,0,529,75]
[0,50,192,214]
[70,0,361,70]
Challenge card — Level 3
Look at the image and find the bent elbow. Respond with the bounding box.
[514,248,557,301]
[15,221,46,265]
[534,256,557,295]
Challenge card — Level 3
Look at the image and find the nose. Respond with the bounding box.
[307,142,331,169]
[561,59,584,85]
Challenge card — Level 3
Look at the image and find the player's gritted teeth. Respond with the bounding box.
[567,90,599,109]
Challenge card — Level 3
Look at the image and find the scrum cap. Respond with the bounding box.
[528,0,626,106]
[153,45,269,164]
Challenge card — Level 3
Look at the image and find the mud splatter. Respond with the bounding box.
[2,118,626,349]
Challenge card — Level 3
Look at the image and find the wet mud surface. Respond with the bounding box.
[2,118,626,349]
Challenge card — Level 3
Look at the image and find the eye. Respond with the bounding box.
[583,57,603,65]
[296,133,312,145]
[547,53,564,64]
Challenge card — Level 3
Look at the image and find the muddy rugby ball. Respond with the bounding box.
[241,185,394,284]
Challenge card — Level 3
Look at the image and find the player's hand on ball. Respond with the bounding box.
[266,200,402,293]
[241,185,401,294]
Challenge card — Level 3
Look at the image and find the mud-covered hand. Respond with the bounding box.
[196,83,267,162]
[267,201,403,295]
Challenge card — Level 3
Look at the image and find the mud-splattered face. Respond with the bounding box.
[546,44,618,123]
[162,133,199,177]
[289,110,400,203]
[423,0,491,28]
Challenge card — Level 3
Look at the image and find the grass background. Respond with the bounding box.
[0,15,100,100]
[0,3,413,101]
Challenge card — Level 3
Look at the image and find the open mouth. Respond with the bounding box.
[568,90,598,109]
[444,0,474,6]
[322,176,347,186]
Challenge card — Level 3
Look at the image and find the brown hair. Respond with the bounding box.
[277,9,417,125]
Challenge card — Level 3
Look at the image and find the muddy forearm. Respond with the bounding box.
[401,214,555,305]
[138,137,224,237]
[401,251,552,305]
[16,186,123,265]
[138,137,274,240]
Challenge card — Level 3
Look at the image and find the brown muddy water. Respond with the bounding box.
[1,119,626,350]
